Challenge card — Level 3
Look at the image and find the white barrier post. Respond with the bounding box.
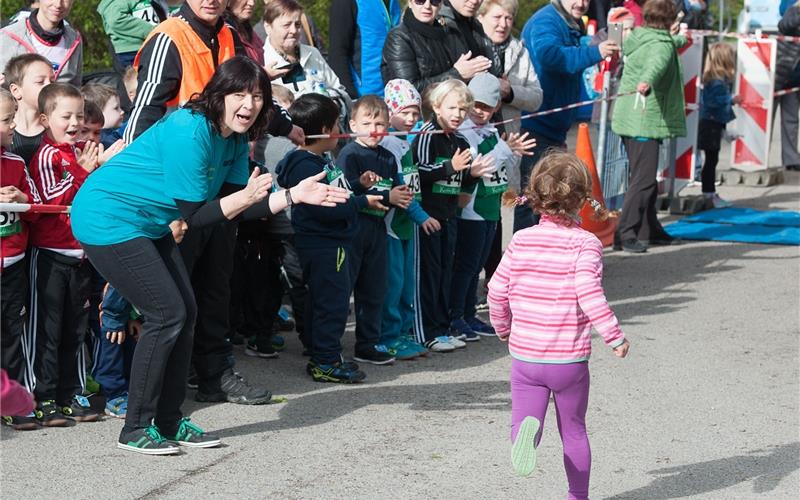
[730,37,777,171]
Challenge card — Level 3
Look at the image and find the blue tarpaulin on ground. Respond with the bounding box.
[665,208,800,245]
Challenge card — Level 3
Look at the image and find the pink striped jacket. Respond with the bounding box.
[487,215,625,363]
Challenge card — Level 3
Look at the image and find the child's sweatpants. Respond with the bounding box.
[92,329,136,400]
[450,219,496,321]
[418,218,457,342]
[380,231,418,345]
[28,248,92,404]
[1,259,30,388]
[349,215,387,353]
[297,244,352,365]
[510,358,591,500]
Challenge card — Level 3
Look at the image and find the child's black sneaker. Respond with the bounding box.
[244,336,279,359]
[307,359,366,383]
[118,425,180,455]
[353,344,396,365]
[60,395,100,422]
[34,400,70,427]
[2,413,40,431]
[162,417,221,448]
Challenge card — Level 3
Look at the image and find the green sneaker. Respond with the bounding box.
[162,417,221,448]
[117,425,180,455]
[512,416,540,476]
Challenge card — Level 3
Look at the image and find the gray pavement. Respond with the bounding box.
[2,133,799,499]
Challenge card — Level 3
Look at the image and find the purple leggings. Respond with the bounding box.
[510,358,591,500]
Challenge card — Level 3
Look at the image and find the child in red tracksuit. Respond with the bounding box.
[0,88,42,431]
[27,83,103,426]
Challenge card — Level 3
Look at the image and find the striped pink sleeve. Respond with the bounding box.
[487,238,515,338]
[575,237,625,347]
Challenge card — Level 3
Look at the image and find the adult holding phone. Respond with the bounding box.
[262,0,351,112]
[71,57,349,455]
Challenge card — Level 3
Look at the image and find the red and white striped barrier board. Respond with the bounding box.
[0,203,71,214]
[730,38,777,171]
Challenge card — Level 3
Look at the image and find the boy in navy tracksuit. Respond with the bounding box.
[95,284,139,418]
[276,94,384,383]
[338,95,414,366]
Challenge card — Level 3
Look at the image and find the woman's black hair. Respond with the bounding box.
[184,56,273,140]
[288,93,340,145]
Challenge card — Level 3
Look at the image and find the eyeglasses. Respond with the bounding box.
[412,0,443,6]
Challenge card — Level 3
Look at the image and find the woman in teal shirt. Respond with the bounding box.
[72,57,347,455]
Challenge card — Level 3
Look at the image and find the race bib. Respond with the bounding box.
[432,156,463,195]
[132,0,160,25]
[361,178,392,217]
[324,164,353,195]
[402,165,421,200]
[0,211,22,237]
[481,164,508,195]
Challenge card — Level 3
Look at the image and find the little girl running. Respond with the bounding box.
[487,151,630,499]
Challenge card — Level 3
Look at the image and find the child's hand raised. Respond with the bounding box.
[469,153,496,178]
[503,131,537,157]
[365,194,388,212]
[77,141,100,172]
[0,186,28,203]
[360,170,382,188]
[451,148,473,172]
[613,339,630,358]
[420,216,441,235]
[389,184,412,209]
[99,139,126,165]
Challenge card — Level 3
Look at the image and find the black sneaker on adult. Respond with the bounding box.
[244,336,279,359]
[195,369,272,405]
[118,425,180,455]
[34,400,70,427]
[60,395,101,422]
[162,417,221,448]
[643,236,682,246]
[2,414,40,430]
[620,238,647,253]
[353,345,396,365]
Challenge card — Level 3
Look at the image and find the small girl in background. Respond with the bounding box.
[488,151,629,499]
[699,42,740,209]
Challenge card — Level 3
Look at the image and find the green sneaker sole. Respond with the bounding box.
[117,442,180,455]
[512,416,540,477]
[309,368,365,384]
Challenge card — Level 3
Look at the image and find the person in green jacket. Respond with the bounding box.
[97,0,183,71]
[611,0,686,253]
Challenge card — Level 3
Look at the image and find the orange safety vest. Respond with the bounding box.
[134,18,236,107]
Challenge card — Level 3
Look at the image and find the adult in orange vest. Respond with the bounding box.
[123,0,296,406]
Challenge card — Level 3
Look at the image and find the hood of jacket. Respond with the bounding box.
[275,149,324,188]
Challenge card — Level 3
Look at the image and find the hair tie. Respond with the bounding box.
[590,198,602,212]
[515,195,528,206]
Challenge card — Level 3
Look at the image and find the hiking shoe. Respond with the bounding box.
[60,395,100,422]
[307,359,366,383]
[105,394,128,419]
[34,400,70,427]
[449,318,475,341]
[425,336,456,353]
[195,369,272,405]
[447,336,468,348]
[353,345,396,365]
[162,417,221,448]
[245,337,279,359]
[271,333,286,351]
[276,307,296,331]
[512,416,540,476]
[83,375,101,396]
[467,317,496,337]
[2,414,40,431]
[385,339,420,360]
[117,425,180,455]
[403,335,429,357]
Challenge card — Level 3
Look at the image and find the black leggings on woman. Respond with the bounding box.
[82,235,196,437]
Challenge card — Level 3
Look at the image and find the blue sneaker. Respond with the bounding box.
[450,318,479,342]
[307,359,367,383]
[270,333,286,351]
[105,394,128,419]
[385,339,420,360]
[402,335,429,357]
[467,317,496,336]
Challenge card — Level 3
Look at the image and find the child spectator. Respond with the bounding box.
[27,83,102,426]
[96,283,139,418]
[379,79,436,359]
[80,100,104,144]
[338,95,411,365]
[0,87,42,431]
[276,93,384,383]
[97,0,181,70]
[82,83,126,148]
[0,0,83,87]
[699,42,740,209]
[122,66,138,104]
[488,151,629,494]
[4,53,53,166]
[413,79,492,352]
[0,369,36,420]
[451,73,536,342]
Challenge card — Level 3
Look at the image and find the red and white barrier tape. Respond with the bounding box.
[0,202,70,214]
[774,85,800,97]
[688,29,800,43]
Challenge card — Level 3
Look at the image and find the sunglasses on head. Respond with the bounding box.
[413,0,443,6]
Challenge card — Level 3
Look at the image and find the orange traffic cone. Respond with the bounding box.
[576,123,617,247]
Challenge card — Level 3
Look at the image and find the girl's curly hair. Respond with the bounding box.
[503,150,608,222]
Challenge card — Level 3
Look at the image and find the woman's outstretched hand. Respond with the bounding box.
[292,171,350,207]
[244,167,273,205]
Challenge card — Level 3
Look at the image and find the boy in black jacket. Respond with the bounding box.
[338,96,413,365]
[276,94,383,383]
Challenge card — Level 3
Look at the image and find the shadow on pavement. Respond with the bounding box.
[605,442,800,499]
